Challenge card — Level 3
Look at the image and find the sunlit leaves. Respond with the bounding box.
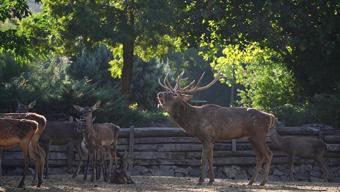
[212,42,296,111]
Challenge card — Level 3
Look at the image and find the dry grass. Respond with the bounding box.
[0,175,339,192]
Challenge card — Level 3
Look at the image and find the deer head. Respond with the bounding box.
[16,100,36,113]
[157,71,219,113]
[73,101,101,124]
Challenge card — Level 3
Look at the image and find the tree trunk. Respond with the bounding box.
[121,38,135,96]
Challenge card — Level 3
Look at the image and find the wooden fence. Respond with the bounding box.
[2,126,340,177]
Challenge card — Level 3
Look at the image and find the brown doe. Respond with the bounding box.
[1,112,47,187]
[73,101,120,182]
[268,126,329,181]
[0,118,38,188]
[157,72,275,186]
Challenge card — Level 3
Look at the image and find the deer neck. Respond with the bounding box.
[270,128,285,148]
[170,101,197,134]
[84,115,96,138]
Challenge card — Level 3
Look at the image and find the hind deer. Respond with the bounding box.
[268,126,329,181]
[1,113,47,187]
[73,101,120,182]
[0,118,39,188]
[157,72,275,186]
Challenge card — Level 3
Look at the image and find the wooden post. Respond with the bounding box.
[128,126,135,171]
[232,139,237,152]
[67,116,74,171]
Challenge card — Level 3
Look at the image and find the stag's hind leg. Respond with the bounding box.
[259,142,272,186]
[248,139,265,185]
[315,154,329,181]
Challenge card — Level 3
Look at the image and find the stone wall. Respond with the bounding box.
[2,125,340,182]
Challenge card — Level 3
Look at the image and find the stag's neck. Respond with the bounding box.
[270,128,285,148]
[169,101,197,134]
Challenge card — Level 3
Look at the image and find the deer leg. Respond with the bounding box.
[248,139,265,186]
[259,143,272,186]
[91,150,96,182]
[84,153,90,181]
[67,142,73,173]
[72,143,83,178]
[18,143,30,188]
[44,142,50,179]
[37,145,45,187]
[315,155,329,181]
[288,154,295,181]
[198,142,210,185]
[206,142,215,185]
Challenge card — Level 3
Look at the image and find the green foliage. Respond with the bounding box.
[177,0,340,98]
[130,58,165,110]
[212,42,296,111]
[68,44,115,85]
[0,53,26,84]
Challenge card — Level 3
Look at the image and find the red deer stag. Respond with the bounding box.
[157,72,275,186]
[268,126,329,181]
[0,118,38,188]
[1,113,47,187]
[73,101,120,182]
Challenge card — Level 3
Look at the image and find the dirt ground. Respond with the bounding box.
[0,175,339,192]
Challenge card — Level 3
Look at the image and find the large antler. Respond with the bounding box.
[179,72,220,94]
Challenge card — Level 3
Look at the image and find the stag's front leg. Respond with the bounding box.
[206,142,215,185]
[198,142,210,185]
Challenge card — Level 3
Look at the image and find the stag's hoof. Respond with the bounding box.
[17,182,25,188]
[208,180,214,185]
[247,181,254,186]
[259,180,267,186]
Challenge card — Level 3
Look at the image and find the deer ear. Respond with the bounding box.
[28,100,36,109]
[182,94,193,102]
[92,116,96,123]
[91,101,101,111]
[73,105,83,112]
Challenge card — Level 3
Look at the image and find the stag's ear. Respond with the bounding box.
[92,116,96,123]
[28,100,36,109]
[75,118,81,122]
[73,105,83,112]
[182,94,193,102]
[91,101,101,111]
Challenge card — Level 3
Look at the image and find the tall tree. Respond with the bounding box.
[175,0,339,98]
[40,0,179,96]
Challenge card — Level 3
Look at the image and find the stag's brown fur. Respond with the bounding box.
[269,127,329,180]
[0,118,38,188]
[157,72,275,186]
[1,113,47,187]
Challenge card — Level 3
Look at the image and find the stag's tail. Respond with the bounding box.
[268,114,278,129]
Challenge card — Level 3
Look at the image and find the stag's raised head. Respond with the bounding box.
[157,72,219,113]
[73,101,101,122]
[16,100,36,113]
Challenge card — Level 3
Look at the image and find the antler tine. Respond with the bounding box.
[158,78,171,91]
[174,71,185,91]
[164,73,175,91]
[181,79,196,91]
[182,72,220,94]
